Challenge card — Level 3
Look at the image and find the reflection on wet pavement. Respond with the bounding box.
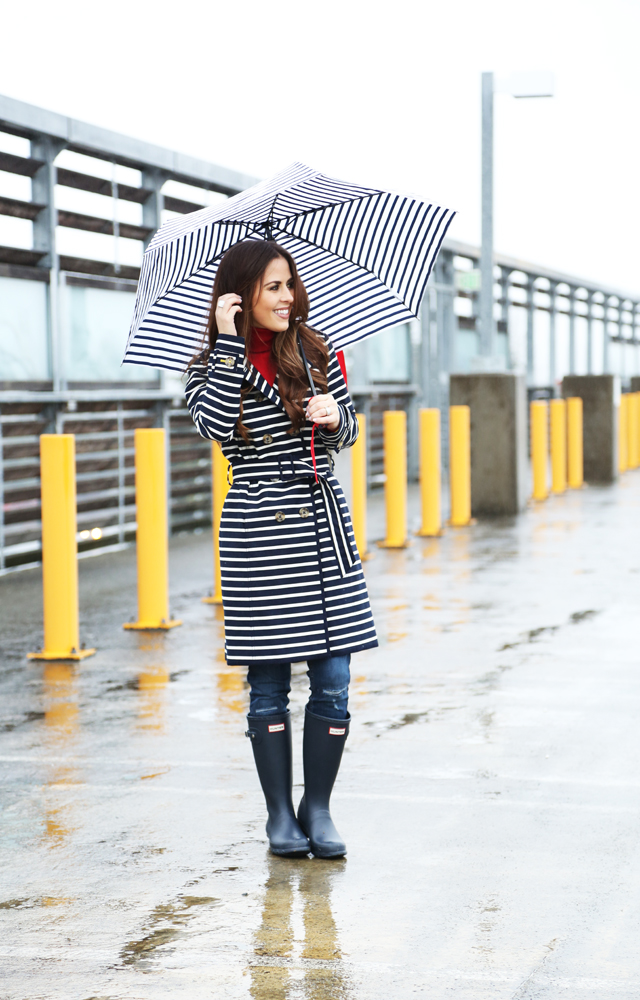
[249,857,350,1000]
[3,481,640,996]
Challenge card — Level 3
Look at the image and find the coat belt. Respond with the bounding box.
[231,457,359,578]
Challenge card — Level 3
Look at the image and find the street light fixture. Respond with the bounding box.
[479,71,554,365]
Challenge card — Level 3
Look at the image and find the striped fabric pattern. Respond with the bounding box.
[185,332,378,665]
[124,163,455,373]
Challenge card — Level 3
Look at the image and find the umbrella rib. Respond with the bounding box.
[270,226,418,314]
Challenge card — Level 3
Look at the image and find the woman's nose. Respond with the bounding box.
[282,287,294,303]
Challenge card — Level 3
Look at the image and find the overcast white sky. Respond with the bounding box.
[1,0,638,293]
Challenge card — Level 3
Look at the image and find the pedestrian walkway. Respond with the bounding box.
[1,479,640,998]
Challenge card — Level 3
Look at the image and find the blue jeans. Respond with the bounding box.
[248,654,350,720]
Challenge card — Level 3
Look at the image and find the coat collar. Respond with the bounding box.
[243,360,287,413]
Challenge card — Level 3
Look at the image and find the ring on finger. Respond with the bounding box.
[217,300,225,309]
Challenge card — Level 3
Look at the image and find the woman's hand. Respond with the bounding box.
[306,393,340,432]
[215,294,242,336]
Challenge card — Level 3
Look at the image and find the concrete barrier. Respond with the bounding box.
[449,373,527,516]
[562,375,619,484]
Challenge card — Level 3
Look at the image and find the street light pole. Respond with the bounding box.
[478,70,554,367]
[480,71,494,359]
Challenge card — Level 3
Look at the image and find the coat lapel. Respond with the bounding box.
[242,360,287,413]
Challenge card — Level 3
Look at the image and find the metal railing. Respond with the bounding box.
[0,392,211,573]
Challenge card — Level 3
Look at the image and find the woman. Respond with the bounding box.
[186,240,377,858]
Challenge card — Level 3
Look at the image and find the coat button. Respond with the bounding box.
[299,507,310,518]
[262,434,273,444]
[275,511,286,523]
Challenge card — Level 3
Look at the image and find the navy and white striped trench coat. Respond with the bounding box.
[185,332,378,666]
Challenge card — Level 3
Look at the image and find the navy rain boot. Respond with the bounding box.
[297,708,350,858]
[245,710,310,857]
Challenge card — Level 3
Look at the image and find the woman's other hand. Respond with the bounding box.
[306,393,340,432]
[216,294,242,336]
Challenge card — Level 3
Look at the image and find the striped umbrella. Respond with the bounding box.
[123,162,455,372]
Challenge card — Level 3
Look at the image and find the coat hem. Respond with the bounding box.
[224,637,378,667]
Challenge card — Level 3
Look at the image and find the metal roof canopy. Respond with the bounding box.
[0,93,257,195]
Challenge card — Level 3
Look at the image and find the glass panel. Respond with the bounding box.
[64,284,156,382]
[368,324,411,382]
[0,277,49,380]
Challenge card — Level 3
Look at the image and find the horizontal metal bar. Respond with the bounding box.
[0,150,44,176]
[0,390,180,403]
[163,195,205,214]
[350,384,420,395]
[57,166,149,203]
[0,245,47,267]
[0,434,40,446]
[0,195,45,220]
[57,208,152,241]
[56,409,157,421]
[0,413,46,424]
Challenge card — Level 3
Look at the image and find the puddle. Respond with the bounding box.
[120,895,220,966]
[499,610,600,651]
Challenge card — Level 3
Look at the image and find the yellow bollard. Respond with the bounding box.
[627,393,639,469]
[530,401,549,501]
[378,410,408,548]
[618,393,628,473]
[350,413,369,559]
[203,441,232,604]
[124,428,181,630]
[566,396,584,489]
[28,435,96,661]
[416,408,442,536]
[449,405,471,526]
[550,399,567,494]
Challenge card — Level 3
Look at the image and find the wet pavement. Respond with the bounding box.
[2,476,640,998]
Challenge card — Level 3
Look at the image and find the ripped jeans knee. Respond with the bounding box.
[247,654,351,719]
[306,654,351,720]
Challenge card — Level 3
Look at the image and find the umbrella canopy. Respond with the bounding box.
[123,162,455,372]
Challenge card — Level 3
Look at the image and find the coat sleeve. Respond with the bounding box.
[184,334,246,442]
[315,337,359,453]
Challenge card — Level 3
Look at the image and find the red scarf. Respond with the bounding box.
[248,327,277,385]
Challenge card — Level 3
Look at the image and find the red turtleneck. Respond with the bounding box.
[248,328,348,391]
[248,327,277,386]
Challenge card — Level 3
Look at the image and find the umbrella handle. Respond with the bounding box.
[297,333,317,397]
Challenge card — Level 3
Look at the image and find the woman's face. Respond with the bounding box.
[251,257,295,332]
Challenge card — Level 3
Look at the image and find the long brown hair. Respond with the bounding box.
[193,240,329,439]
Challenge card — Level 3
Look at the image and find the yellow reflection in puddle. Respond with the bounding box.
[249,857,351,1000]
[216,663,247,715]
[137,667,169,732]
[420,538,442,575]
[42,664,79,846]
[134,636,169,732]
